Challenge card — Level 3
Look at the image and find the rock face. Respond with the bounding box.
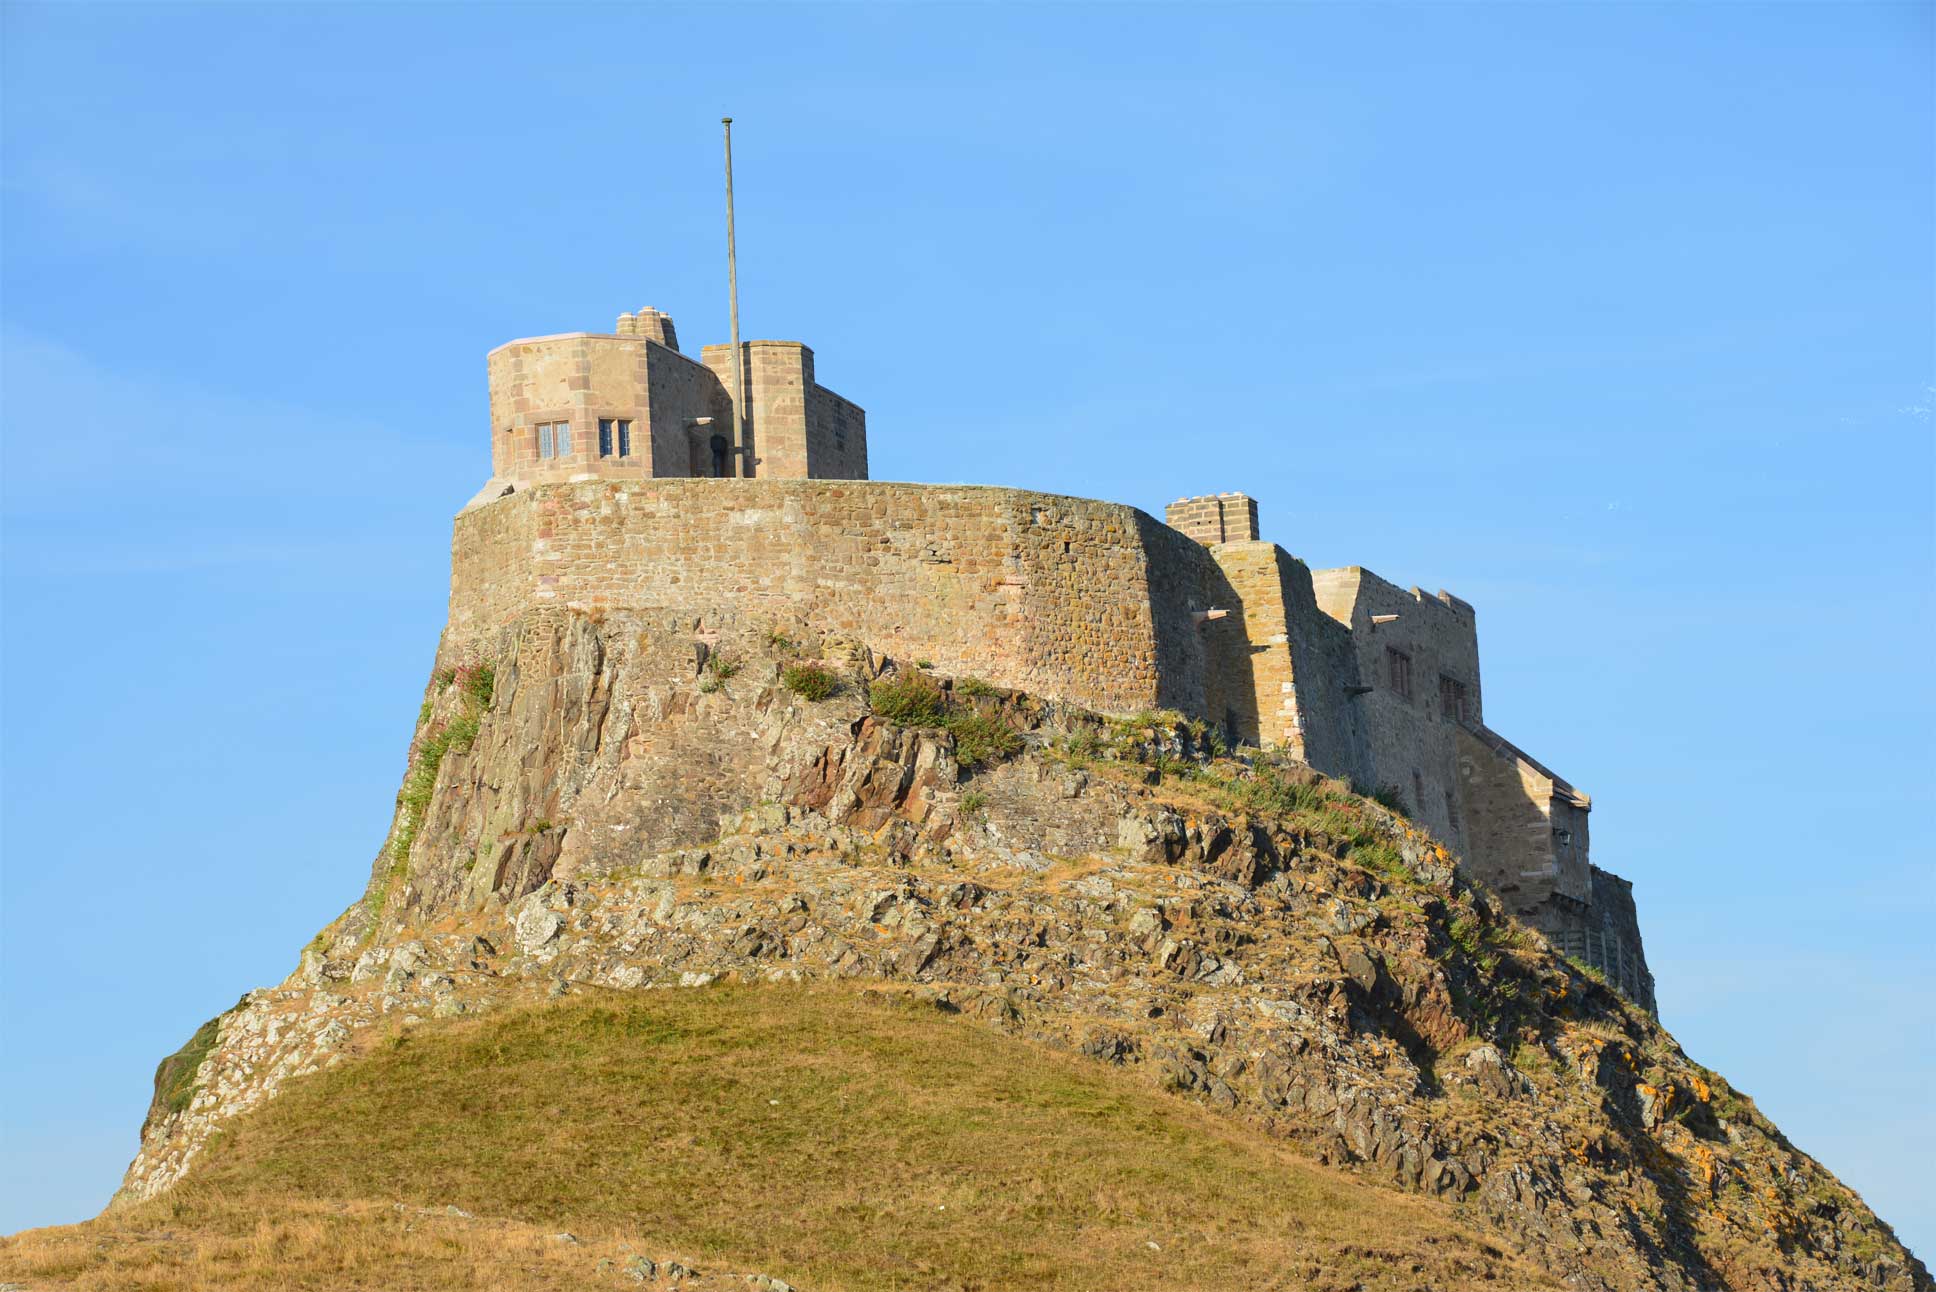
[120,610,1929,1292]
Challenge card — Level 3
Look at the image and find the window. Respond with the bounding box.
[536,421,571,459]
[710,434,731,478]
[1444,789,1461,837]
[1439,675,1468,723]
[1385,647,1413,700]
[598,418,634,459]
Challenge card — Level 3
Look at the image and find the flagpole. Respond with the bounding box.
[723,116,745,477]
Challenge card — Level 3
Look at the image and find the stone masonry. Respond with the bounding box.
[1164,492,1260,545]
[448,308,1651,1007]
[475,308,866,507]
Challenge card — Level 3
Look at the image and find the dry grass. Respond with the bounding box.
[1,1197,678,1292]
[3,983,1556,1291]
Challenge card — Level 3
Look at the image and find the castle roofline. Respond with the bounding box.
[1311,564,1475,619]
[486,332,709,371]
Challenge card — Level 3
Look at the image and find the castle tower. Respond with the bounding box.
[478,306,866,499]
[699,340,867,481]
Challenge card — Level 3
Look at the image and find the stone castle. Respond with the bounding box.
[457,307,1654,1010]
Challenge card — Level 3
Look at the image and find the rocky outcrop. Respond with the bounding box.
[119,609,1929,1292]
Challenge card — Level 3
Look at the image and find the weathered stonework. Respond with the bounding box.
[112,609,1925,1292]
[447,479,1225,718]
[1164,492,1260,545]
[460,313,1649,1006]
[475,309,867,508]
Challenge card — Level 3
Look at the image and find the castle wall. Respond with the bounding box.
[1452,724,1592,913]
[807,384,868,480]
[1195,541,1371,782]
[1310,567,1483,847]
[697,342,869,481]
[486,333,724,484]
[449,480,1224,717]
[645,348,732,478]
[446,480,541,642]
[1533,868,1656,1014]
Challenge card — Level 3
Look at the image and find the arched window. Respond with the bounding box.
[710,434,731,478]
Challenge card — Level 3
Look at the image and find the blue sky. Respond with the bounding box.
[3,0,1931,1260]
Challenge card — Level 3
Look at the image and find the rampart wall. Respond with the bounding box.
[449,476,1657,1014]
[448,479,1232,718]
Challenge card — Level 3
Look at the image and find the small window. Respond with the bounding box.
[1439,675,1468,723]
[536,421,571,459]
[1444,789,1461,836]
[710,433,731,478]
[1386,647,1413,700]
[597,418,634,459]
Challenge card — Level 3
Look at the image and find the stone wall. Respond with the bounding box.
[645,348,733,478]
[1310,567,1483,848]
[1534,868,1657,1014]
[481,320,866,490]
[1195,541,1371,782]
[1165,493,1260,545]
[485,332,719,485]
[699,341,869,481]
[807,383,868,480]
[448,479,1225,717]
[1453,723,1592,914]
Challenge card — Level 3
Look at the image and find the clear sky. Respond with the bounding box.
[3,0,1931,1260]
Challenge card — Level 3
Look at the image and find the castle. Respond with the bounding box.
[456,308,1654,1011]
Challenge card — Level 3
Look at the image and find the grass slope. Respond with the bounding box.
[3,983,1553,1291]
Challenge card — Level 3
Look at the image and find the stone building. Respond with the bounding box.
[448,307,1654,1012]
[474,306,866,505]
[1171,497,1653,1011]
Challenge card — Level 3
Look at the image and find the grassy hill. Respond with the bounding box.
[2,982,1551,1291]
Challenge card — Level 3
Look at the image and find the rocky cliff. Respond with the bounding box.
[113,609,1928,1291]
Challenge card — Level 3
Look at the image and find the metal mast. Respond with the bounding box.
[723,116,745,476]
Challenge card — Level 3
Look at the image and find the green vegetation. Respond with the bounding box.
[1366,783,1411,817]
[20,986,1547,1292]
[959,790,987,816]
[869,672,1024,769]
[766,628,799,654]
[705,654,742,681]
[868,672,949,726]
[957,675,997,698]
[375,664,495,928]
[151,999,246,1119]
[458,663,495,710]
[1447,913,1528,975]
[945,708,1023,768]
[1567,956,1611,988]
[781,661,840,701]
